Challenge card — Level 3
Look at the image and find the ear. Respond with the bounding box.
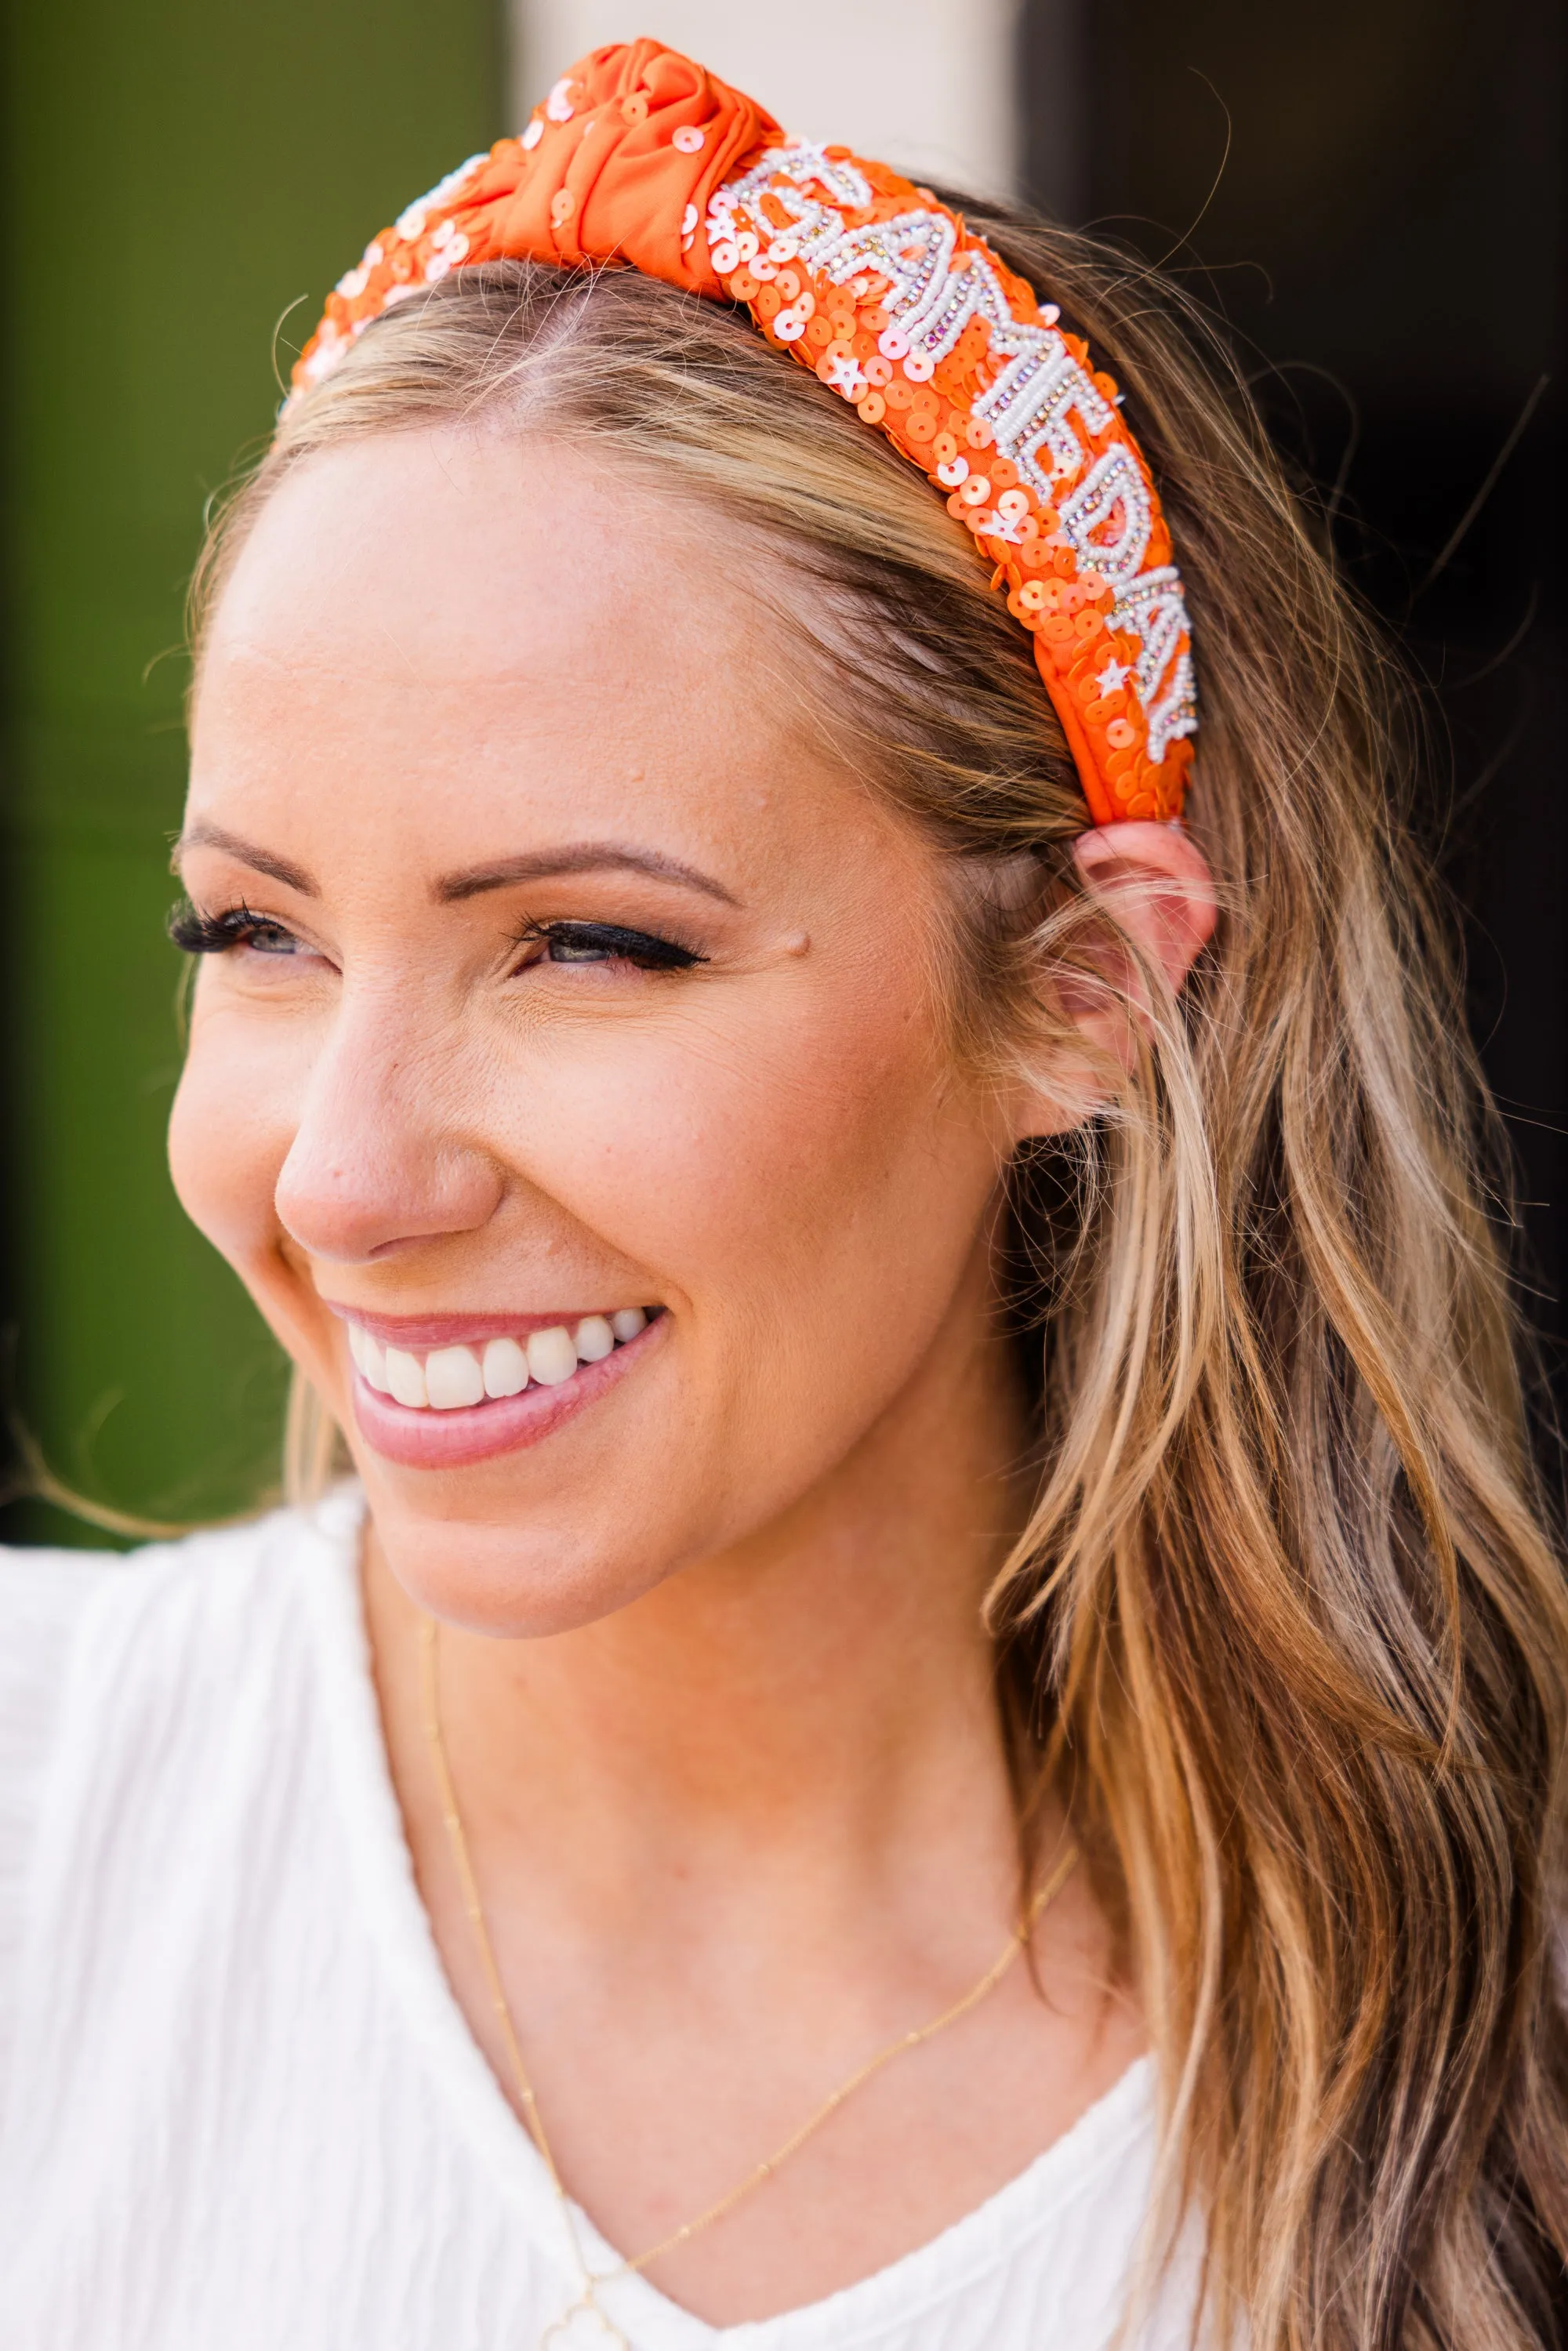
[1009,820,1218,1141]
[1071,820,1218,992]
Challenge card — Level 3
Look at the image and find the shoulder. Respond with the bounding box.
[0,1493,365,2074]
[0,1538,123,1743]
[0,1543,125,1959]
[0,1494,360,1753]
[0,1487,364,1776]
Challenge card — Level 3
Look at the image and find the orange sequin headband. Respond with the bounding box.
[292,38,1196,827]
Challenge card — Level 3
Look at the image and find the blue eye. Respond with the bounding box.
[237,921,298,955]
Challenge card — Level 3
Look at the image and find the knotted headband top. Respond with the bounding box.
[292,38,1197,827]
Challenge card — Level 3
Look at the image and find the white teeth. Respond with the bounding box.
[573,1315,615,1363]
[527,1324,579,1387]
[384,1347,429,1409]
[482,1337,530,1398]
[350,1309,652,1408]
[425,1345,485,1410]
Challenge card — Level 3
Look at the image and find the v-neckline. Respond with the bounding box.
[293,1487,1156,2347]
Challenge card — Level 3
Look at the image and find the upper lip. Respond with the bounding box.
[319,1301,652,1349]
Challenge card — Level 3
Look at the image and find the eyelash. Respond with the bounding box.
[168,899,296,956]
[511,919,706,973]
[167,901,707,974]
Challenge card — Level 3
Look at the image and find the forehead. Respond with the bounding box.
[190,429,833,878]
[204,426,744,680]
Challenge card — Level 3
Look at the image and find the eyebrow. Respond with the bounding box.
[173,822,319,896]
[434,844,740,908]
[172,827,739,912]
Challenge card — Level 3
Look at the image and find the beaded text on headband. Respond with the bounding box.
[291,39,1197,827]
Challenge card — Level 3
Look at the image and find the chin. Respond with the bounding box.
[358,1486,678,1638]
[318,1304,699,1634]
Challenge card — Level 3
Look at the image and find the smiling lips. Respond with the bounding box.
[347,1308,650,1410]
[337,1304,661,1469]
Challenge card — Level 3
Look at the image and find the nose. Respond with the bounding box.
[274,990,505,1263]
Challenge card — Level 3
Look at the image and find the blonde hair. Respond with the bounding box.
[195,210,1568,2349]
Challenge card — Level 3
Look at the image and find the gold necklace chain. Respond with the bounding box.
[419,1614,1077,2348]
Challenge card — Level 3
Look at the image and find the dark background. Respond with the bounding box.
[1022,0,1568,1387]
[1,2,1563,1540]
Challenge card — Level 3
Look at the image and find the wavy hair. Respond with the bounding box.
[192,205,1568,2351]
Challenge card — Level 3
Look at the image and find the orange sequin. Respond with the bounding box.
[290,38,1196,826]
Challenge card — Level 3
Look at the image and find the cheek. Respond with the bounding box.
[495,953,993,1342]
[167,996,307,1269]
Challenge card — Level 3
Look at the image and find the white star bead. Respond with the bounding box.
[1096,658,1131,695]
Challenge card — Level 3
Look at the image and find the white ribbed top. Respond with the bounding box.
[0,1495,1194,2351]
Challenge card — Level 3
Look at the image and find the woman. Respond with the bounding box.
[2,38,1564,2351]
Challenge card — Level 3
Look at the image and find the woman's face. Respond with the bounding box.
[171,428,1025,1631]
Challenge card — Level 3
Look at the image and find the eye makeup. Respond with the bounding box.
[168,901,708,974]
[168,899,299,956]
[511,919,708,972]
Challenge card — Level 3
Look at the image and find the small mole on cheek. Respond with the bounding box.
[783,931,811,958]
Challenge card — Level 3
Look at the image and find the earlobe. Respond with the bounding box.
[1008,820,1218,1143]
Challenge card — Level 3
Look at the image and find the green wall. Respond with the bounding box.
[2,2,501,1540]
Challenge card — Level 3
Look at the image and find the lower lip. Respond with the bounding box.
[347,1314,666,1470]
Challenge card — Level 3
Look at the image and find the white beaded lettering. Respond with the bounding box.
[1058,447,1153,586]
[715,143,1196,761]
